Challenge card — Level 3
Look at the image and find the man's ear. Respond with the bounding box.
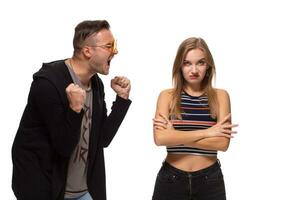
[82,46,92,58]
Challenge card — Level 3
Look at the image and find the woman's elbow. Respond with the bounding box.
[219,138,230,152]
[219,145,229,152]
[153,130,165,146]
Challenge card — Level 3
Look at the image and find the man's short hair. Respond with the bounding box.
[73,20,110,55]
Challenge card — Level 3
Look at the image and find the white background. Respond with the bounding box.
[1,0,300,199]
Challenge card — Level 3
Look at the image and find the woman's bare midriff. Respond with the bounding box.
[165,153,217,172]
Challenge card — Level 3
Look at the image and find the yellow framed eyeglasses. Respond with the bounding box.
[89,40,118,54]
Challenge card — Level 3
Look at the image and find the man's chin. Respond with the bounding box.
[98,65,110,75]
[98,71,109,75]
[103,67,109,75]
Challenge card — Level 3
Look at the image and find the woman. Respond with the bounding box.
[152,37,238,200]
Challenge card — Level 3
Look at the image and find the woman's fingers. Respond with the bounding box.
[153,118,166,124]
[221,133,235,138]
[222,129,237,134]
[223,124,239,129]
[153,122,167,128]
[154,126,165,130]
[153,114,173,130]
[158,113,169,124]
[153,119,167,129]
[219,113,231,125]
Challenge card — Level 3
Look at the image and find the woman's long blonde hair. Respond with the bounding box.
[170,37,219,119]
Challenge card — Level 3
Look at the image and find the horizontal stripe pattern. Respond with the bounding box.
[167,146,217,156]
[167,91,217,156]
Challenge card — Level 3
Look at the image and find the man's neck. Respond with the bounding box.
[68,57,93,88]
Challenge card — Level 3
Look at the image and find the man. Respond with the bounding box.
[11,20,131,200]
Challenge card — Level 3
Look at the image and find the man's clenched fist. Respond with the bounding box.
[111,76,131,99]
[66,83,86,113]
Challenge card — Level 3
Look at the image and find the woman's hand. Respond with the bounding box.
[153,113,174,130]
[206,113,238,138]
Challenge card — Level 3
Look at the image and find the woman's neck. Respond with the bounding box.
[183,84,205,96]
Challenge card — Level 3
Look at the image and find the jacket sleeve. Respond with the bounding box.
[30,78,84,157]
[100,94,131,147]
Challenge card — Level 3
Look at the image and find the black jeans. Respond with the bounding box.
[152,160,226,200]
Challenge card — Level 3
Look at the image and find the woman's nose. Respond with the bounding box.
[191,65,199,73]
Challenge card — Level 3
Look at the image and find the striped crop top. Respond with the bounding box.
[167,91,218,156]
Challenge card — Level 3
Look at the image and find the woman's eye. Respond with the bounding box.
[183,61,191,66]
[197,60,206,66]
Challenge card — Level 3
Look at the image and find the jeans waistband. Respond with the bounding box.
[162,159,221,177]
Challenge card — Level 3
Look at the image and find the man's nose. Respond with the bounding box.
[112,48,118,55]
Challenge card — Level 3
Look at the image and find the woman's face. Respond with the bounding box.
[181,48,208,87]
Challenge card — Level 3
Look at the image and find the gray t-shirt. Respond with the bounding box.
[64,63,93,198]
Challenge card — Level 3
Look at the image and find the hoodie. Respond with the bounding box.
[12,60,131,200]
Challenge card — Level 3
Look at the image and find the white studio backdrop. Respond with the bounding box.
[1,0,300,199]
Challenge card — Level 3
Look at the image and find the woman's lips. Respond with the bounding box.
[189,75,199,79]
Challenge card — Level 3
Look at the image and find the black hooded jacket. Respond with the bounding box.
[12,60,131,200]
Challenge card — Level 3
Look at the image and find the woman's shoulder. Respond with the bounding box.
[157,88,174,101]
[160,88,174,95]
[213,88,230,102]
